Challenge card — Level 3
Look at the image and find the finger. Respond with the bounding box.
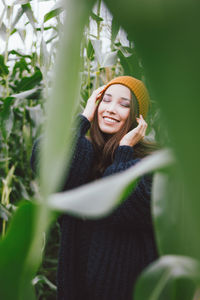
[138,115,147,124]
[138,114,147,122]
[136,115,144,122]
[140,122,148,138]
[137,117,147,129]
[141,126,147,137]
[140,123,147,136]
[135,121,147,138]
[136,119,145,130]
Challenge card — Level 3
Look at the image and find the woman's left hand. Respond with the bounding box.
[119,115,148,147]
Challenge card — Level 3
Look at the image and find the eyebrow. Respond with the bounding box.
[104,93,131,101]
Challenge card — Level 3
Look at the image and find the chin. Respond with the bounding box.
[99,124,119,135]
[102,130,116,135]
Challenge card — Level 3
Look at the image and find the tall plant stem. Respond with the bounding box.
[1,185,6,236]
[1,165,15,236]
[87,57,91,96]
[4,143,9,175]
[95,0,102,88]
[1,5,13,236]
[4,5,13,98]
[3,5,13,184]
[84,25,91,97]
[97,0,101,40]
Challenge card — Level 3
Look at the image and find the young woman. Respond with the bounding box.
[31,75,159,300]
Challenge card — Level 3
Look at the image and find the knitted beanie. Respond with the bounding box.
[99,76,150,119]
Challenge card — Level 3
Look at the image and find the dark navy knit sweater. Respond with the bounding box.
[31,114,158,300]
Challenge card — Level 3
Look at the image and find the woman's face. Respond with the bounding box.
[97,84,131,135]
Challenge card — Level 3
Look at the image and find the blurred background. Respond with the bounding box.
[0,1,161,298]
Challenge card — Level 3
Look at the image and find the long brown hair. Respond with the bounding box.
[88,87,160,180]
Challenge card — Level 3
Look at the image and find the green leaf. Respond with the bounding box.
[151,168,198,260]
[26,104,44,127]
[117,45,133,58]
[17,28,27,43]
[0,97,14,140]
[22,3,37,28]
[44,7,63,23]
[46,33,58,44]
[32,275,57,291]
[40,37,49,69]
[0,201,37,300]
[0,200,55,300]
[101,50,118,67]
[117,49,143,79]
[86,39,94,60]
[0,204,11,221]
[40,0,96,196]
[90,12,103,22]
[11,57,30,80]
[0,8,6,40]
[17,179,30,200]
[5,165,15,187]
[111,18,120,43]
[104,0,200,263]
[36,25,57,31]
[0,7,6,26]
[0,55,9,76]
[15,68,42,92]
[11,7,24,29]
[9,49,32,59]
[10,28,17,36]
[47,149,174,218]
[134,255,200,300]
[0,22,7,41]
[12,87,39,99]
[90,39,117,67]
[13,0,30,4]
[90,39,103,64]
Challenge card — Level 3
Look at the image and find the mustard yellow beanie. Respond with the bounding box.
[99,76,150,119]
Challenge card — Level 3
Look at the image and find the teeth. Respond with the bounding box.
[104,117,117,123]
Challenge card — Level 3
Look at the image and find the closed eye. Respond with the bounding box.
[102,98,130,107]
[120,102,130,107]
[102,98,110,102]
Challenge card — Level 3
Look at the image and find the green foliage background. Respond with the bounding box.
[0,1,160,298]
[1,0,199,299]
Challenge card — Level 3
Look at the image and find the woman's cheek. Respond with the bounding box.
[98,102,105,113]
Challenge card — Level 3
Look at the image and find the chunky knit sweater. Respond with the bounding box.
[31,114,158,300]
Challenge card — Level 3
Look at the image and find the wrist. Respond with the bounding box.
[119,140,133,147]
[119,142,130,146]
[119,138,138,147]
[82,111,92,122]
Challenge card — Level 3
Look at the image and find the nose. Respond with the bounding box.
[106,102,117,113]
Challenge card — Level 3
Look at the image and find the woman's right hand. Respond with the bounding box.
[82,85,106,122]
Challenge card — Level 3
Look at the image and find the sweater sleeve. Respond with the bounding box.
[30,114,94,190]
[61,114,94,191]
[101,145,154,230]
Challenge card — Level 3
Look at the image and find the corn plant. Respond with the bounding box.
[1,0,199,299]
[0,0,62,298]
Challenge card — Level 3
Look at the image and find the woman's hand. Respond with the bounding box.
[119,115,148,147]
[82,85,106,122]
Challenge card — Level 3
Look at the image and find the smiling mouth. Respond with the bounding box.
[103,116,120,123]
